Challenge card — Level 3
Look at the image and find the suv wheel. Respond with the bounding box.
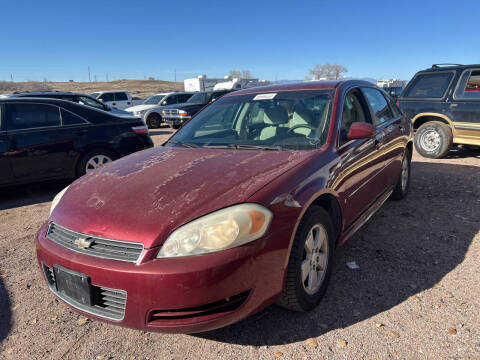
[147,113,161,128]
[276,206,334,312]
[414,121,452,159]
[77,149,116,177]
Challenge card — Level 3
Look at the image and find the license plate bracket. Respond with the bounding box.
[54,265,93,306]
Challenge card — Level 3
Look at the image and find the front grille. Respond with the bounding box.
[42,264,127,321]
[163,109,178,116]
[47,222,143,263]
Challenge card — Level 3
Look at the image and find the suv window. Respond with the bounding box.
[115,92,128,101]
[178,94,192,103]
[7,103,61,130]
[212,91,228,101]
[404,72,453,98]
[340,91,369,145]
[361,88,394,126]
[164,95,178,105]
[99,93,114,102]
[455,69,480,99]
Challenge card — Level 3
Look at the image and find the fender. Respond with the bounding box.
[411,112,456,136]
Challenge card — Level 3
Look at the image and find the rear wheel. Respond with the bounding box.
[147,113,161,128]
[277,206,335,312]
[390,148,411,200]
[414,121,452,159]
[77,149,116,177]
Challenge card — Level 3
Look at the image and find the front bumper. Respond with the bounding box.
[163,115,191,126]
[36,221,291,333]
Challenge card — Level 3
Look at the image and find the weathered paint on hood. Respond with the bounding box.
[51,146,311,248]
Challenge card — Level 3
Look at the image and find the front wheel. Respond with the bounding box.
[390,148,411,200]
[277,206,335,312]
[414,121,452,159]
[146,113,161,129]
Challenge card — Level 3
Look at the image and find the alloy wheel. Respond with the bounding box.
[85,154,112,173]
[301,224,329,295]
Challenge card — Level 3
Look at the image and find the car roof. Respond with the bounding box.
[91,90,128,94]
[225,79,374,96]
[5,91,91,97]
[419,63,480,72]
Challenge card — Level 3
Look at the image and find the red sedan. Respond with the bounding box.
[36,80,412,333]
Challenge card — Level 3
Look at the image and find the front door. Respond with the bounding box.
[333,88,386,230]
[448,69,480,144]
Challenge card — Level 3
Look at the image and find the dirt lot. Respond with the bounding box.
[0,129,479,359]
[0,79,183,99]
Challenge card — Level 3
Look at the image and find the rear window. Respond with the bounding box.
[61,109,88,125]
[7,103,61,130]
[404,72,453,98]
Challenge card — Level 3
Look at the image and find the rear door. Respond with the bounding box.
[0,104,14,185]
[449,68,480,142]
[6,102,73,182]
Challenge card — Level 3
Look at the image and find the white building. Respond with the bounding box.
[184,75,269,92]
[377,79,407,88]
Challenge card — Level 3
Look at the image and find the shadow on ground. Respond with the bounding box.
[445,145,480,159]
[0,278,12,342]
[0,179,71,211]
[199,161,480,345]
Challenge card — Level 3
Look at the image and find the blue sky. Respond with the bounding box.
[1,0,478,82]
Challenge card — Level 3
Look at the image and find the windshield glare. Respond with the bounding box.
[144,95,165,105]
[169,90,333,150]
[187,92,208,104]
[78,96,106,110]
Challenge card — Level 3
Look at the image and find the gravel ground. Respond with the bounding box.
[0,128,479,359]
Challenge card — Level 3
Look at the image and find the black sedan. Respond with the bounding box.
[0,97,153,187]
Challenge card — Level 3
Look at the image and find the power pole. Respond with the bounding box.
[10,73,13,82]
[88,66,91,82]
[106,73,109,82]
[174,69,176,91]
[94,75,97,82]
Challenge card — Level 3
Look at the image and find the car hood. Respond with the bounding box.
[51,146,310,248]
[125,104,156,112]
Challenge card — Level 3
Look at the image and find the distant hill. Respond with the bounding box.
[273,77,377,84]
[0,79,183,99]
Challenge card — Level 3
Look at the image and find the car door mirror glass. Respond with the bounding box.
[347,122,376,140]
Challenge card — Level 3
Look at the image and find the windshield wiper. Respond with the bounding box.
[167,141,199,148]
[202,144,281,151]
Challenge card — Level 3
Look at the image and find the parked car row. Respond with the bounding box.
[35,79,413,333]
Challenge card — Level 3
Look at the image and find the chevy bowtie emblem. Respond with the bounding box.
[74,237,93,249]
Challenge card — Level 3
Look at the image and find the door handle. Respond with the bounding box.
[112,102,116,106]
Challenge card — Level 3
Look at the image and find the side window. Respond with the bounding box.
[115,92,128,101]
[99,93,114,102]
[455,70,480,99]
[61,109,88,126]
[164,95,178,105]
[178,94,192,103]
[7,103,60,131]
[340,91,369,146]
[0,105,3,131]
[404,72,453,98]
[361,88,394,126]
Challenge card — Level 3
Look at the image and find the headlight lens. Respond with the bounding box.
[178,110,188,116]
[157,203,273,258]
[134,110,145,116]
[49,186,70,215]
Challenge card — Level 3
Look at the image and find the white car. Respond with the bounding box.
[89,91,144,110]
[125,92,193,128]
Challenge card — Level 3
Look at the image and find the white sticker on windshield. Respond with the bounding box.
[253,93,277,101]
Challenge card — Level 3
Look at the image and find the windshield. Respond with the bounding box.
[89,92,100,99]
[78,96,107,110]
[144,95,165,105]
[187,92,209,104]
[169,90,333,150]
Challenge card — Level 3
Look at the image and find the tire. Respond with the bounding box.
[146,113,161,129]
[76,148,116,177]
[277,206,335,312]
[172,124,181,130]
[414,121,452,159]
[390,148,411,200]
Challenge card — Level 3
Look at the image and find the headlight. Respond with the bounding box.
[178,110,188,116]
[157,203,272,258]
[49,186,70,215]
[134,110,145,116]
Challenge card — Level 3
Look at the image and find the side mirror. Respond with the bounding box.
[162,101,167,105]
[347,122,376,140]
